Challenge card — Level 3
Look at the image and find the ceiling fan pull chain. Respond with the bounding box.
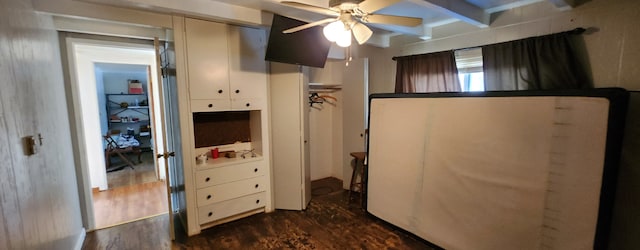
[346,46,352,66]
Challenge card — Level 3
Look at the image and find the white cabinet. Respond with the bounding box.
[269,62,311,210]
[185,18,229,103]
[175,16,271,235]
[185,18,267,112]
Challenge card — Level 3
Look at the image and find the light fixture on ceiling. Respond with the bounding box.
[323,20,352,47]
[281,0,422,47]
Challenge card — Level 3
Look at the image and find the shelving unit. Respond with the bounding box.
[105,93,152,149]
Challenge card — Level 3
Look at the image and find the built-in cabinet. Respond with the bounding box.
[176,17,271,235]
[186,18,266,112]
[269,62,312,210]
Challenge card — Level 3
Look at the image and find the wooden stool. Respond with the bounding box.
[348,152,367,207]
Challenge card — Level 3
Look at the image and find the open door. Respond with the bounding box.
[342,58,369,189]
[153,38,187,239]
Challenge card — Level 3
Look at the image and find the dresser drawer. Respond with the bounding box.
[190,99,231,112]
[196,176,266,206]
[198,192,265,224]
[195,161,264,188]
[231,98,263,110]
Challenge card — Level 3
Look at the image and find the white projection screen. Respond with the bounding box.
[366,89,628,250]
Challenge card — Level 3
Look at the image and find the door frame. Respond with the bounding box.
[63,36,163,230]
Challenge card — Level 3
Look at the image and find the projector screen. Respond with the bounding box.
[366,89,628,250]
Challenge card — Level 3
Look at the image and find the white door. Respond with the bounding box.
[342,58,369,189]
[301,67,312,209]
[270,63,311,210]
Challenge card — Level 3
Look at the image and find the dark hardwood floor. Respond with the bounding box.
[82,177,436,250]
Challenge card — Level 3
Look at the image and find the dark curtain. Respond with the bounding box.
[482,29,592,90]
[395,51,461,93]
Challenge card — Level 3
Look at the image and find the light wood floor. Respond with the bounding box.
[93,151,166,229]
[93,180,168,229]
[107,151,158,189]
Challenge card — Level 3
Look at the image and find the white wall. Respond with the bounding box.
[0,0,85,249]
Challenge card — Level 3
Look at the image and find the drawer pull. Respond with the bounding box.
[245,103,250,107]
[207,194,212,200]
[256,199,260,204]
[254,168,258,173]
[205,177,210,182]
[235,89,240,94]
[254,184,259,189]
[218,89,223,94]
[208,212,213,217]
[207,104,213,108]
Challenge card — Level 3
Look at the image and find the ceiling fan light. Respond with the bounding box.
[323,21,343,42]
[335,29,352,47]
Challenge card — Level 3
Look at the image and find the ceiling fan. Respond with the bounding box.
[280,0,422,47]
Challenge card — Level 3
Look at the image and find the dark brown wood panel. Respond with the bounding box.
[193,111,251,148]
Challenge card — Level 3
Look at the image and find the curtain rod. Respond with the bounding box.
[392,27,586,61]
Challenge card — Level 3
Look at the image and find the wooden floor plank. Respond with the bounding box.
[83,177,436,249]
[93,181,168,229]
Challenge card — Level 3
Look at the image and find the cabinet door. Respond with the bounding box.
[185,18,230,103]
[227,26,267,100]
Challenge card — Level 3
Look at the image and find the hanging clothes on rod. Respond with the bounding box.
[309,93,338,107]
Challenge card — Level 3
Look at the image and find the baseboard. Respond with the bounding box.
[73,228,86,250]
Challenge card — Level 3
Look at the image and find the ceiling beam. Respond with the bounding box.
[365,33,393,48]
[407,0,489,28]
[547,0,576,10]
[367,23,432,39]
[76,0,266,26]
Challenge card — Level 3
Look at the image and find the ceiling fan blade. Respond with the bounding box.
[283,18,336,33]
[281,1,340,17]
[365,14,422,27]
[358,0,402,13]
[351,22,373,44]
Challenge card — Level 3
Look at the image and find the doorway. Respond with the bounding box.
[64,36,168,230]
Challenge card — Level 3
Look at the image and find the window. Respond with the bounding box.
[455,48,484,92]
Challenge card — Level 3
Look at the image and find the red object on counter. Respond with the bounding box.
[212,148,219,159]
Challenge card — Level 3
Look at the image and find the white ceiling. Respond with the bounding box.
[78,0,582,47]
